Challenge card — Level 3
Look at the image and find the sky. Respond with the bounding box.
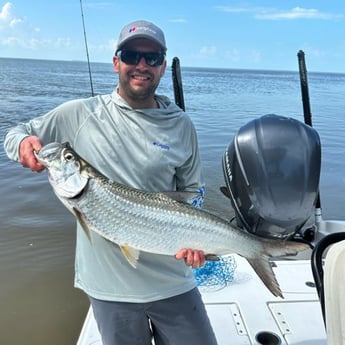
[0,1,344,73]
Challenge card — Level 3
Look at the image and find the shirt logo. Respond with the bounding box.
[152,141,170,151]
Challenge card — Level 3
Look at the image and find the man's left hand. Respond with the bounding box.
[175,249,206,268]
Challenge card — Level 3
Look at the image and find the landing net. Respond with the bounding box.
[193,255,237,290]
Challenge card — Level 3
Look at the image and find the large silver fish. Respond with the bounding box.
[36,142,309,298]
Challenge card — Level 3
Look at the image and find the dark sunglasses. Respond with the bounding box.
[117,50,165,67]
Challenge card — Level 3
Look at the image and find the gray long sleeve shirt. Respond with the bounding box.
[4,89,205,302]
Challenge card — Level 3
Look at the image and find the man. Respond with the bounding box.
[4,20,218,344]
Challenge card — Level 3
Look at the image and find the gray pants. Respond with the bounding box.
[89,288,218,345]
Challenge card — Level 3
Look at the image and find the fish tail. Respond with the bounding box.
[248,239,310,298]
[247,256,283,298]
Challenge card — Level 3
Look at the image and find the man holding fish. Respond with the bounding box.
[4,20,218,345]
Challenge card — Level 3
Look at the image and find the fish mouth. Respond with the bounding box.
[35,142,89,199]
[34,142,63,167]
[34,150,47,166]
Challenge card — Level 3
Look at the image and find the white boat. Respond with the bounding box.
[77,220,345,345]
[77,52,345,345]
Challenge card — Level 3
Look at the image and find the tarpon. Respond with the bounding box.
[36,142,309,298]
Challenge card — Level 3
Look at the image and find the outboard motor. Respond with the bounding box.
[222,114,321,240]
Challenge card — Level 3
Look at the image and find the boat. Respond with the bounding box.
[77,226,345,345]
[76,52,345,345]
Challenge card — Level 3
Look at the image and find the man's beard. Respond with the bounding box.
[119,72,159,102]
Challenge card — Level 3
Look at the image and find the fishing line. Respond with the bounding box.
[80,0,94,96]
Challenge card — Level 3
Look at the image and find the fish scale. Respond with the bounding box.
[75,178,233,254]
[36,142,310,298]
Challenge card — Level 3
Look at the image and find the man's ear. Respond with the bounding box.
[160,59,167,77]
[113,56,119,73]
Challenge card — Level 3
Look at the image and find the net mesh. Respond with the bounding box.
[193,255,237,290]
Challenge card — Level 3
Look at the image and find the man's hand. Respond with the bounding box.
[175,249,206,268]
[19,136,45,172]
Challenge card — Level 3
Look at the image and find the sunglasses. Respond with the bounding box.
[117,50,165,67]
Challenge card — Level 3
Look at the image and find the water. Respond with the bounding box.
[1,57,345,344]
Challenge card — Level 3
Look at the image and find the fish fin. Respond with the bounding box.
[246,256,283,299]
[120,246,140,268]
[247,240,310,299]
[205,254,220,261]
[162,191,201,205]
[73,208,92,242]
[220,186,231,199]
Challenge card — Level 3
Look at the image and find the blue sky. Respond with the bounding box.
[0,1,344,72]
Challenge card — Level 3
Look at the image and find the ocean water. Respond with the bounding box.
[1,57,344,344]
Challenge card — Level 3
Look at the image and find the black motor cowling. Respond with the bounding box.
[222,114,321,239]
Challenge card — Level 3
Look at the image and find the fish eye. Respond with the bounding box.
[64,152,75,162]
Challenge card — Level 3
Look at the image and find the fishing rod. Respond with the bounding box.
[172,57,185,111]
[80,0,94,96]
[297,50,322,217]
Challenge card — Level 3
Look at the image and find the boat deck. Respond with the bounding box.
[77,255,326,345]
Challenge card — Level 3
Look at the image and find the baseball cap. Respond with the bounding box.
[115,20,167,53]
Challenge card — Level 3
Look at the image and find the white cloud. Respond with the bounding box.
[188,46,217,63]
[0,2,23,30]
[199,45,217,57]
[0,2,74,53]
[0,2,11,20]
[299,45,323,58]
[1,35,16,45]
[88,38,116,53]
[250,49,262,63]
[216,5,343,20]
[215,6,259,14]
[256,7,343,20]
[0,32,73,51]
[169,18,187,23]
[10,17,22,27]
[224,47,240,62]
[83,2,113,9]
